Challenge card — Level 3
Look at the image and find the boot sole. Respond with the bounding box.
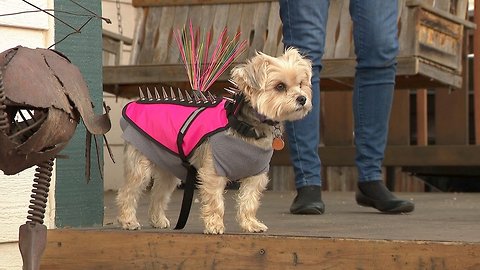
[290,203,325,215]
[356,192,414,213]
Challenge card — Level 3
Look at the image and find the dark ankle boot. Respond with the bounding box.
[356,181,414,213]
[290,185,325,215]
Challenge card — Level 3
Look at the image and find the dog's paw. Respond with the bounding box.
[118,215,141,230]
[204,223,225,235]
[119,220,141,230]
[150,216,170,229]
[240,219,268,233]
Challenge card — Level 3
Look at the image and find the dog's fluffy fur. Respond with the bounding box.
[116,48,312,234]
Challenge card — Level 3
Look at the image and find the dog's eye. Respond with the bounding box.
[275,83,286,92]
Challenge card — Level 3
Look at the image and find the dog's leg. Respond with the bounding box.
[148,168,180,229]
[197,165,228,234]
[116,144,152,230]
[236,173,269,233]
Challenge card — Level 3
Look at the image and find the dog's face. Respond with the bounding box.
[231,48,313,122]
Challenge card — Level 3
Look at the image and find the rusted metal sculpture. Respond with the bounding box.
[0,46,111,270]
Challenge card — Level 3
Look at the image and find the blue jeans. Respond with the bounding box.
[280,0,398,187]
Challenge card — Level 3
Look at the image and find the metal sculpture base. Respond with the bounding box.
[18,159,54,270]
[19,223,47,270]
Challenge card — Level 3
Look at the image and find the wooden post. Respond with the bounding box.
[416,89,428,146]
[54,0,104,227]
[475,0,480,145]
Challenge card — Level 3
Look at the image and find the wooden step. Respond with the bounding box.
[41,229,480,269]
[40,191,480,269]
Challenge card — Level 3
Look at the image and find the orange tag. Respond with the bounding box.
[272,137,285,151]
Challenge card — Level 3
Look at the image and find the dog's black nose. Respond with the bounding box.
[296,96,307,106]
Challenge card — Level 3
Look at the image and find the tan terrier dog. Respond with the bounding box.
[116,48,312,234]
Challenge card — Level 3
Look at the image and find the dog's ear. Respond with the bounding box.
[231,52,271,92]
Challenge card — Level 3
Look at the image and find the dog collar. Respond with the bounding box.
[225,93,278,139]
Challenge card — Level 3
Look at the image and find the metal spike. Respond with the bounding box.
[154,87,161,100]
[222,96,235,103]
[185,90,193,103]
[198,91,209,103]
[224,87,238,95]
[138,87,145,99]
[193,91,201,103]
[146,87,153,100]
[228,79,238,86]
[178,88,184,101]
[162,87,169,100]
[170,87,176,100]
[207,91,217,103]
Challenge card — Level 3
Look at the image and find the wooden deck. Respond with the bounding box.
[41,190,480,269]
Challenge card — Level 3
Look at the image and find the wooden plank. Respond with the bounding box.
[388,90,410,145]
[324,166,357,191]
[433,0,451,12]
[102,55,464,98]
[271,145,480,166]
[248,2,270,57]
[41,229,480,270]
[137,7,163,64]
[417,9,463,71]
[323,0,343,58]
[262,2,282,56]
[333,0,353,58]
[239,4,258,58]
[416,89,429,145]
[165,5,189,64]
[102,29,133,44]
[416,59,462,88]
[133,0,276,7]
[398,0,414,57]
[475,0,480,145]
[323,91,353,145]
[152,6,176,64]
[435,23,470,146]
[321,57,419,79]
[129,8,146,64]
[406,0,476,27]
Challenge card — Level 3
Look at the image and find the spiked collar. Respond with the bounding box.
[225,92,278,139]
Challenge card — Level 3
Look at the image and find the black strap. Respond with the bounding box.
[228,114,265,139]
[174,163,197,230]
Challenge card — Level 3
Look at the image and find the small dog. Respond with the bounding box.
[116,48,312,234]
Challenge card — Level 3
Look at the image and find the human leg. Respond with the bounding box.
[350,0,413,213]
[279,0,329,214]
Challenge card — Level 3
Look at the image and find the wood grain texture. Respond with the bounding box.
[415,89,429,146]
[271,145,480,166]
[435,88,469,145]
[41,229,480,270]
[388,90,411,146]
[133,0,276,7]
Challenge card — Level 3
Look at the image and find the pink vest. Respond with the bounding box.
[123,100,229,159]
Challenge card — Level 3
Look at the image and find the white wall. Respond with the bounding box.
[0,0,55,269]
[101,0,137,191]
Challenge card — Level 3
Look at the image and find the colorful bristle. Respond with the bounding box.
[174,21,247,92]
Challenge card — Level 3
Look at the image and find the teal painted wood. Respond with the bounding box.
[54,0,104,227]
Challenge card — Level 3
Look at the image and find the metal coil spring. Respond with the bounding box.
[0,68,8,132]
[27,159,54,224]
